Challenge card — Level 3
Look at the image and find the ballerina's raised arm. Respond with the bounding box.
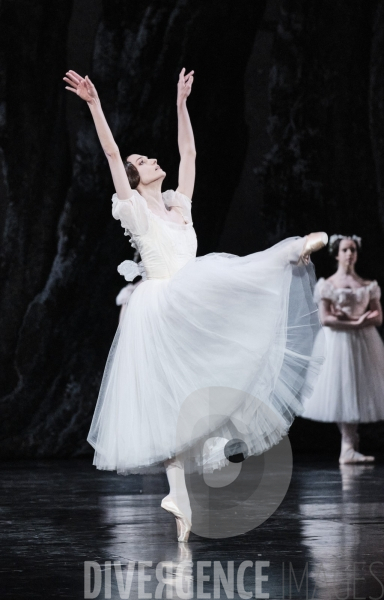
[176,68,196,200]
[63,70,133,201]
[64,68,196,203]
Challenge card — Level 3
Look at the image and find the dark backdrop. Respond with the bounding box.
[1,0,384,459]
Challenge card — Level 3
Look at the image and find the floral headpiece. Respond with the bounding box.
[328,234,362,254]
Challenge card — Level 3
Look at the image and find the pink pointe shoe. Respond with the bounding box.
[300,232,328,265]
[161,497,192,543]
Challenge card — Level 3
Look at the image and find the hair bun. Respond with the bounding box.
[124,159,140,189]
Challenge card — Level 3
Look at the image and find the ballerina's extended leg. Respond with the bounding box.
[162,456,192,542]
[299,232,329,265]
[338,422,375,464]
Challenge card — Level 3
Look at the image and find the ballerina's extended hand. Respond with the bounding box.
[177,67,194,105]
[63,70,98,103]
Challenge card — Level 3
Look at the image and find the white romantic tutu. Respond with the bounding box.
[87,238,325,474]
[302,326,384,423]
[301,277,384,423]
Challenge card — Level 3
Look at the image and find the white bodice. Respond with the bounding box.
[112,189,198,280]
[314,277,381,319]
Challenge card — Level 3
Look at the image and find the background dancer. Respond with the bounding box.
[302,235,384,464]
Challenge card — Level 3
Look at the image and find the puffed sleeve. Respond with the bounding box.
[368,280,381,301]
[162,189,192,224]
[313,278,334,304]
[111,190,149,236]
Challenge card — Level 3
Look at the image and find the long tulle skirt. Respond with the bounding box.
[301,326,384,423]
[87,238,325,474]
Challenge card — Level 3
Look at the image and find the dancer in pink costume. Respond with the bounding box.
[64,67,326,542]
[302,235,384,464]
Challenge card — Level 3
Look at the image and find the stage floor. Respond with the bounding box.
[2,456,384,599]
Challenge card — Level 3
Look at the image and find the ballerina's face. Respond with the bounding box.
[128,154,166,185]
[337,239,358,269]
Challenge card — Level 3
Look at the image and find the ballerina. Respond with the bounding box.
[301,235,384,464]
[64,67,327,542]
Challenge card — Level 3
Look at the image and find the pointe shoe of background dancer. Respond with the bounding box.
[300,232,328,265]
[161,497,192,543]
[339,443,375,465]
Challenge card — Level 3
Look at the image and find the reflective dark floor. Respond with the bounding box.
[2,456,384,599]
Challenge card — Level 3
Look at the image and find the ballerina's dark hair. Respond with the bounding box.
[328,234,362,258]
[124,159,140,189]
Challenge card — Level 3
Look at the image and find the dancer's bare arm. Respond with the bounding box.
[176,68,196,200]
[64,70,132,200]
[367,297,383,327]
[319,299,380,330]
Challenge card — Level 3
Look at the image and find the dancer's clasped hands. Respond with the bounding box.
[354,310,380,325]
[332,308,380,327]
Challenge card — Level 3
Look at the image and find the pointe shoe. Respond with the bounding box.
[339,445,375,465]
[299,232,328,265]
[161,497,192,543]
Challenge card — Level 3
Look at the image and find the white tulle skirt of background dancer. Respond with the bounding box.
[87,237,325,474]
[301,326,384,423]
